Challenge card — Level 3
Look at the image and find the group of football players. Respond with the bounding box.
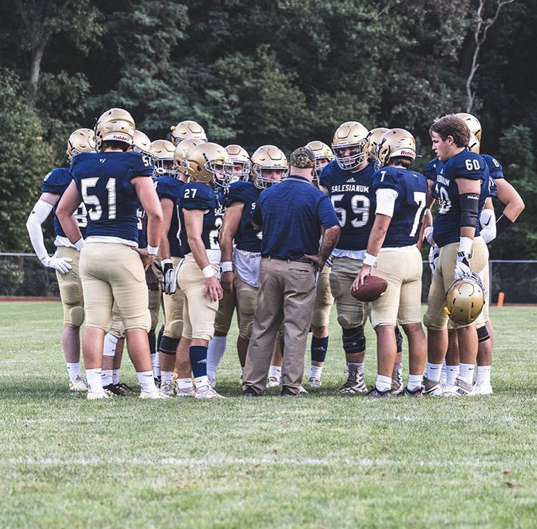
[26,108,524,399]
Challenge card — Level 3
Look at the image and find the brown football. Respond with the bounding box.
[351,275,388,302]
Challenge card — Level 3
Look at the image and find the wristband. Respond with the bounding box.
[496,213,513,236]
[39,254,50,263]
[74,238,85,251]
[221,261,233,273]
[203,265,216,278]
[363,253,377,267]
[147,244,159,256]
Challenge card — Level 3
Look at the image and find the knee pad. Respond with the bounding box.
[477,325,490,343]
[68,306,85,327]
[395,326,403,354]
[160,335,179,355]
[342,326,366,355]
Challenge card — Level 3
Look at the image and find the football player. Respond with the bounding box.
[56,108,167,399]
[352,129,428,397]
[318,121,376,393]
[26,128,96,391]
[170,120,208,146]
[219,145,287,385]
[303,140,335,387]
[422,114,490,396]
[175,142,232,398]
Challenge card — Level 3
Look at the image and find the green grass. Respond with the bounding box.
[1,302,537,529]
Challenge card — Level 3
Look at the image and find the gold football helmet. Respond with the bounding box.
[455,112,482,142]
[66,128,96,161]
[94,108,135,151]
[186,142,232,186]
[468,133,480,154]
[226,144,251,183]
[132,130,152,155]
[305,140,334,181]
[250,145,288,189]
[151,139,177,177]
[365,127,389,161]
[170,120,208,146]
[376,128,416,168]
[174,138,204,178]
[444,273,485,325]
[331,121,369,171]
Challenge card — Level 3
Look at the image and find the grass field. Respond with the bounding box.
[1,302,537,529]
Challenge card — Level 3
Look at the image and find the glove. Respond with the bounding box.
[162,260,178,295]
[454,250,472,280]
[423,226,434,246]
[428,245,440,274]
[41,254,72,274]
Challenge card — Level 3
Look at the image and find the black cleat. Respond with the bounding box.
[242,387,260,397]
[366,387,392,398]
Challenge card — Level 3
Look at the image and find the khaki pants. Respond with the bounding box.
[162,256,184,340]
[243,258,316,394]
[235,275,258,340]
[55,246,84,327]
[424,238,488,331]
[148,261,163,332]
[79,243,150,332]
[312,265,334,328]
[214,288,236,334]
[177,259,219,341]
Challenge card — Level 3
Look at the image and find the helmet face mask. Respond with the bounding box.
[305,141,333,182]
[207,158,234,189]
[331,122,369,171]
[187,142,232,187]
[151,139,178,177]
[225,145,251,183]
[250,145,288,189]
[175,138,204,179]
[445,272,485,326]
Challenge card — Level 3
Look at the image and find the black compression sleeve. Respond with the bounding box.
[496,213,513,235]
[459,193,480,228]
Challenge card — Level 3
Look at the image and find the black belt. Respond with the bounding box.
[264,255,313,264]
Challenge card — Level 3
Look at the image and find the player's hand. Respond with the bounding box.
[221,271,235,294]
[145,266,160,291]
[352,265,371,291]
[428,245,440,274]
[42,255,72,274]
[454,251,472,280]
[304,253,325,271]
[135,247,155,270]
[204,275,223,302]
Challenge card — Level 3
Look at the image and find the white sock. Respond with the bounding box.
[101,369,113,386]
[66,362,81,380]
[207,336,227,380]
[407,374,423,391]
[103,333,118,357]
[459,363,475,385]
[426,363,443,383]
[310,365,323,379]
[440,361,447,385]
[177,378,194,390]
[137,371,156,393]
[194,375,209,388]
[86,368,103,393]
[446,365,460,386]
[269,365,282,379]
[375,374,392,392]
[476,365,491,386]
[161,371,174,384]
[112,369,120,385]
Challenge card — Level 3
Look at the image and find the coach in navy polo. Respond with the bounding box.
[242,147,340,396]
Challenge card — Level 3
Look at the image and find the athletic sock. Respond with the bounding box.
[137,371,157,393]
[189,346,208,379]
[375,374,392,392]
[476,365,491,386]
[310,365,323,380]
[426,363,443,383]
[311,336,329,363]
[101,369,113,386]
[112,369,120,385]
[66,362,81,380]
[446,365,460,386]
[161,371,174,384]
[207,335,227,380]
[459,363,476,385]
[177,378,194,391]
[269,365,282,380]
[440,360,447,385]
[194,375,209,389]
[407,374,423,392]
[86,368,103,393]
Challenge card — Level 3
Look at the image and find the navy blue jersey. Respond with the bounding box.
[373,167,428,247]
[155,174,184,257]
[178,182,224,256]
[70,151,154,243]
[432,150,489,247]
[252,175,339,260]
[42,167,88,239]
[319,160,376,251]
[226,181,262,253]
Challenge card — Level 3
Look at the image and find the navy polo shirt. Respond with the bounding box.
[252,175,339,260]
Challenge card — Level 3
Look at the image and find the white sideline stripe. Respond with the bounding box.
[2,456,536,468]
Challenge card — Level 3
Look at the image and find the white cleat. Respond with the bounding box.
[297,385,308,395]
[87,389,113,400]
[208,376,216,389]
[160,380,175,397]
[473,382,493,396]
[306,377,322,388]
[422,375,443,396]
[195,385,225,399]
[267,376,281,388]
[69,375,88,392]
[442,377,475,397]
[139,389,171,399]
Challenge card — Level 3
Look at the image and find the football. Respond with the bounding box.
[351,275,388,302]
